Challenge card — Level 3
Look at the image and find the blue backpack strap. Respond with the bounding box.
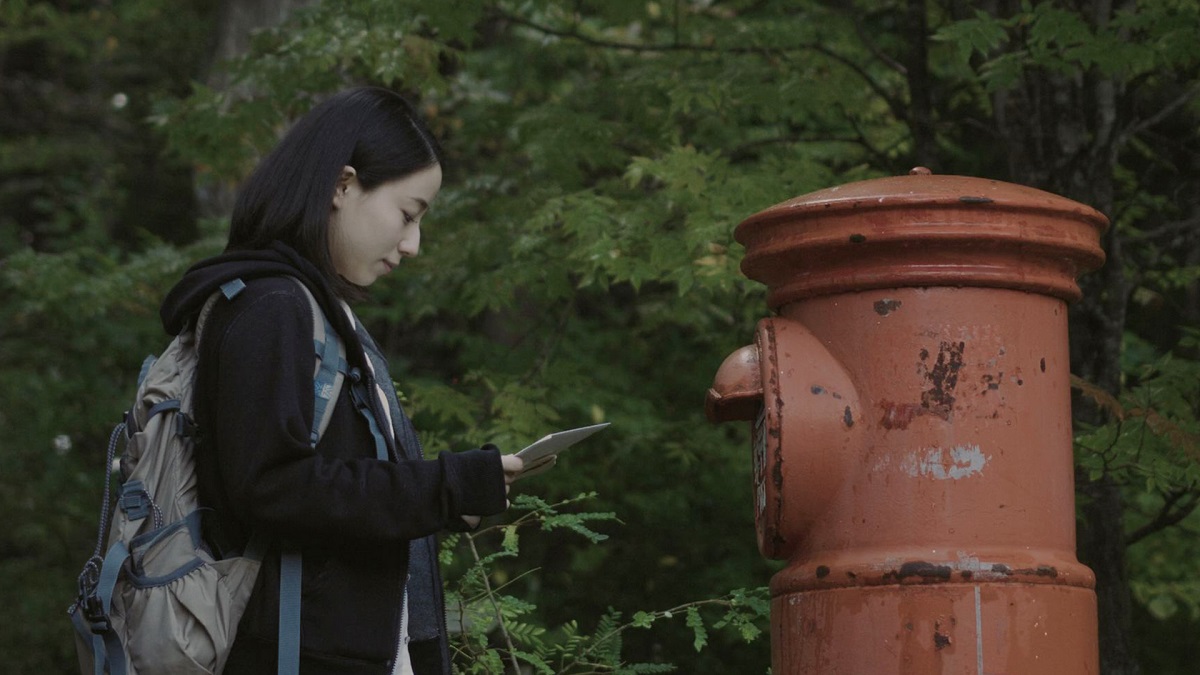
[271,279,328,675]
[277,545,302,675]
[289,277,348,444]
[220,278,247,300]
[310,314,345,445]
[275,277,396,675]
[348,367,390,461]
[92,540,132,675]
[290,276,388,460]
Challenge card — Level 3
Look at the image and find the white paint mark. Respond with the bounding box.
[900,444,988,480]
[975,585,984,675]
[955,551,1011,581]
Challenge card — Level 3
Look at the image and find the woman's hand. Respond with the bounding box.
[462,454,525,528]
[501,453,524,493]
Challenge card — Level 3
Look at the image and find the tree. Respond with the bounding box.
[931,3,1200,671]
[4,0,1199,672]
[1,1,218,671]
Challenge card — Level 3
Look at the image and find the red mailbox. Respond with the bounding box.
[707,169,1106,674]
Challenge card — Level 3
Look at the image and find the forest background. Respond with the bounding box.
[3,0,1200,673]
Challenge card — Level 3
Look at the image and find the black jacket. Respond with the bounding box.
[160,242,507,674]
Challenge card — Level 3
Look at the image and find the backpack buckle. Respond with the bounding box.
[82,594,111,634]
[75,557,111,634]
[119,480,151,521]
[175,413,198,439]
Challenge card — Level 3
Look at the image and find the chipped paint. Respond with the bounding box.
[920,341,965,417]
[955,552,1019,581]
[879,400,930,430]
[874,298,902,316]
[901,444,988,480]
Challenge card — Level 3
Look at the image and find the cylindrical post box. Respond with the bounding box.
[707,169,1106,674]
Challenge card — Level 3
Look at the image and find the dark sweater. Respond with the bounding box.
[160,243,507,674]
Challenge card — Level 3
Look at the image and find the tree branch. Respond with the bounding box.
[466,533,523,674]
[725,133,873,162]
[1133,214,1200,243]
[1116,82,1200,150]
[487,5,909,121]
[848,4,908,75]
[490,5,775,55]
[1126,490,1200,547]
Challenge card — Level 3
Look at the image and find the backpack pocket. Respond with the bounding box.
[110,511,261,675]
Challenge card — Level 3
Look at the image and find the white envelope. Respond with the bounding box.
[513,422,611,480]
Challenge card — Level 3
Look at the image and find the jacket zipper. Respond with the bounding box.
[391,576,410,674]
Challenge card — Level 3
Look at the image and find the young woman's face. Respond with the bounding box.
[328,163,443,287]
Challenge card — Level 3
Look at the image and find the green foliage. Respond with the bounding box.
[0,238,219,672]
[5,0,1200,672]
[444,493,768,674]
[1075,329,1200,625]
[1074,334,1200,490]
[934,0,1200,89]
[1,0,213,254]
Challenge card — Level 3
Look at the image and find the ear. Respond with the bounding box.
[331,165,358,209]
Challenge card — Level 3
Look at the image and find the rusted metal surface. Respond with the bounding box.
[706,344,762,422]
[773,584,1098,674]
[706,170,1106,673]
[733,169,1107,309]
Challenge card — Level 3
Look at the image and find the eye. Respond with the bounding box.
[401,211,415,225]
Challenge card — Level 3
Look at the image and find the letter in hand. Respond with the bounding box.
[512,423,610,482]
[513,455,556,482]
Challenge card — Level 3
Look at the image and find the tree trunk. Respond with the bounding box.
[197,0,316,218]
[1071,221,1139,675]
[981,1,1139,669]
[904,0,936,168]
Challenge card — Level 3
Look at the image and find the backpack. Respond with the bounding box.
[68,276,379,675]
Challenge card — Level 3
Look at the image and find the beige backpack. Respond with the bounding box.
[68,278,354,675]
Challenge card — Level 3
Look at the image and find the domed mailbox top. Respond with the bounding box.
[734,169,1109,309]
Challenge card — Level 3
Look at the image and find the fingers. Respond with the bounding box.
[501,453,524,481]
[503,456,520,495]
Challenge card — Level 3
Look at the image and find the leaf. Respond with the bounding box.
[1147,593,1179,620]
[932,10,1010,60]
[631,611,656,628]
[501,524,520,554]
[1071,374,1126,421]
[685,606,708,652]
[511,649,554,674]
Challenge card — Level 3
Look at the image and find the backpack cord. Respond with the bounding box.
[69,420,126,616]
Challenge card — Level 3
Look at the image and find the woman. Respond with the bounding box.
[160,87,522,674]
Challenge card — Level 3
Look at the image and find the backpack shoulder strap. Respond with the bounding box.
[288,277,348,444]
[276,277,351,675]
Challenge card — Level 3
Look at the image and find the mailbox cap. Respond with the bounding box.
[735,169,1108,307]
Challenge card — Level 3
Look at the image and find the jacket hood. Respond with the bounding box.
[160,242,365,367]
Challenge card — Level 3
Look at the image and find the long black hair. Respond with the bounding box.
[228,87,444,298]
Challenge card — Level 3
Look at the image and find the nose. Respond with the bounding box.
[398,225,421,257]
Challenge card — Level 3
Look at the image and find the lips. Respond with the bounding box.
[382,260,397,273]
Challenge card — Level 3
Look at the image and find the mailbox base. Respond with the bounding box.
[772,583,1098,674]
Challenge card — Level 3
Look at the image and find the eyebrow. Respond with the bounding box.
[412,197,429,213]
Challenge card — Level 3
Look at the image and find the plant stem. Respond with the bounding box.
[467,532,523,674]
